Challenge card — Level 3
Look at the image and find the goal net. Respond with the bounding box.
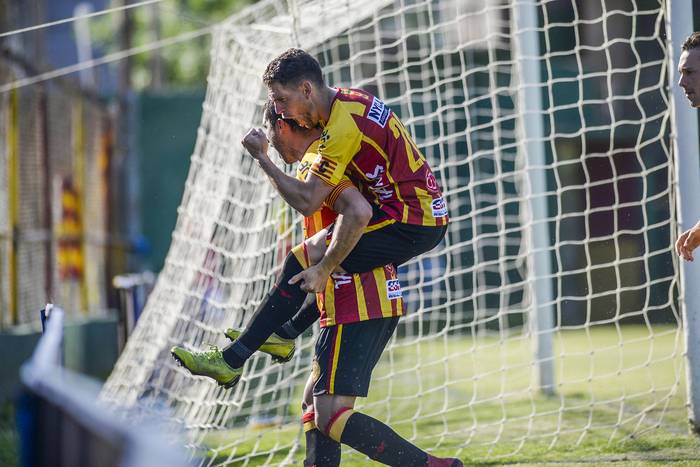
[101,0,684,464]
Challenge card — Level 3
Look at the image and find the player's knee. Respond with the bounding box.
[313,394,355,434]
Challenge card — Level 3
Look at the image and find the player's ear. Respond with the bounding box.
[301,81,312,99]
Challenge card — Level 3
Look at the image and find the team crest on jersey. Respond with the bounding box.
[386,279,402,300]
[431,197,448,217]
[367,96,390,128]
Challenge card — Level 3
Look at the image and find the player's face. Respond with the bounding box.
[265,120,298,164]
[268,82,316,129]
[679,48,700,108]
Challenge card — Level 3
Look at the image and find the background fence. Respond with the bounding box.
[0,52,116,327]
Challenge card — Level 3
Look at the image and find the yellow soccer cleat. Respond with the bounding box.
[170,345,242,388]
[224,328,295,363]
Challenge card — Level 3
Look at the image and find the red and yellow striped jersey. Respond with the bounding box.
[297,140,341,238]
[293,145,405,326]
[291,242,404,327]
[309,88,449,227]
[317,263,404,327]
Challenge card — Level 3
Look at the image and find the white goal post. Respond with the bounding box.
[102,0,696,464]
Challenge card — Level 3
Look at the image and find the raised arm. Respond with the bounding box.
[242,128,331,215]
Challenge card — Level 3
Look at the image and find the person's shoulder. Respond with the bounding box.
[297,139,321,179]
[334,87,392,131]
[323,98,363,149]
[336,87,374,104]
[304,139,322,157]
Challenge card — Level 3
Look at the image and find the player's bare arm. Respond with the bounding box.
[241,127,332,216]
[290,186,372,292]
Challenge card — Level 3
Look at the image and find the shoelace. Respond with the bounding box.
[202,345,222,361]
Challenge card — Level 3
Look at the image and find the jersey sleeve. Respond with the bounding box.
[323,178,355,209]
[309,112,362,187]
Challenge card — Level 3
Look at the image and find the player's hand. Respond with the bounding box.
[241,128,269,160]
[288,264,331,293]
[676,221,700,261]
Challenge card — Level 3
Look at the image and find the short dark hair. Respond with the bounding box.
[262,48,324,87]
[263,100,305,132]
[682,32,700,51]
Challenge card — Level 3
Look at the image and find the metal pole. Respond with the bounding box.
[668,0,700,435]
[514,0,555,395]
[8,88,19,325]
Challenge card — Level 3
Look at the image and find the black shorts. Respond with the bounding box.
[337,207,448,273]
[312,317,399,397]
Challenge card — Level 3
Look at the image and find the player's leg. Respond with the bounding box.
[313,318,463,467]
[171,247,310,385]
[275,293,319,338]
[224,295,319,363]
[301,370,341,466]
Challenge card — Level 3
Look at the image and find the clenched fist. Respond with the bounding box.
[241,128,269,161]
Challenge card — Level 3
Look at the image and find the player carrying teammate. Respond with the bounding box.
[236,102,462,466]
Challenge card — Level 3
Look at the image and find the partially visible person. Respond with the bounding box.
[675,32,700,261]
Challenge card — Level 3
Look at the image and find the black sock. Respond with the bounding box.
[276,298,320,339]
[223,253,307,368]
[305,427,341,466]
[339,412,428,466]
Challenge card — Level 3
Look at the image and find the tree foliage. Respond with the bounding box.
[92,0,257,89]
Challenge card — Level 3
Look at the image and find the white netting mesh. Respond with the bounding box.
[102,0,684,464]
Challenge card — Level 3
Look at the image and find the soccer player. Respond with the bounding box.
[257,103,462,467]
[675,32,700,261]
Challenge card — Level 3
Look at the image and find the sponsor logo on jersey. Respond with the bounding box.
[320,129,331,144]
[297,160,311,178]
[331,273,353,289]
[365,165,394,200]
[386,279,402,300]
[431,197,448,217]
[367,96,390,128]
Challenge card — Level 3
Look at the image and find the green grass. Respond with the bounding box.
[196,325,699,465]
